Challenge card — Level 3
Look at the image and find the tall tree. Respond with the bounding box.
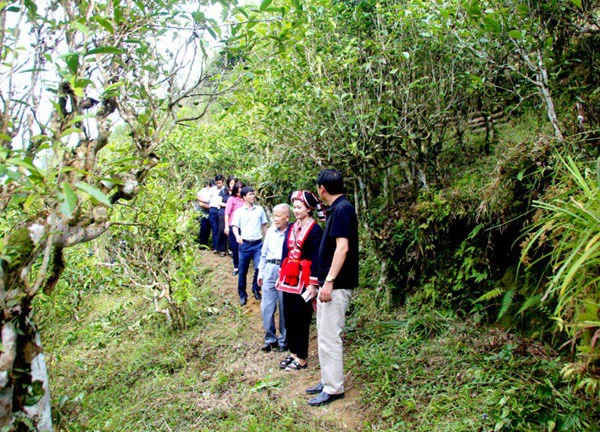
[0,0,233,428]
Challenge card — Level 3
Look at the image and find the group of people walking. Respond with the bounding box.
[196,175,245,273]
[196,169,359,407]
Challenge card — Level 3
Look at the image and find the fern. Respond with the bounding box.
[498,289,515,320]
[516,293,542,315]
[475,287,505,303]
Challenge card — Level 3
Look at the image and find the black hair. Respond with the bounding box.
[232,181,244,196]
[226,176,238,190]
[317,169,345,195]
[215,174,224,181]
[240,186,255,198]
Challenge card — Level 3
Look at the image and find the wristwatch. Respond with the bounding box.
[325,276,335,283]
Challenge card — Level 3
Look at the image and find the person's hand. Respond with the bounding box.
[318,281,333,303]
[258,277,263,287]
[224,227,229,235]
[306,284,317,300]
[236,236,243,244]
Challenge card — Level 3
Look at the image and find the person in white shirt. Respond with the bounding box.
[232,186,268,306]
[195,179,213,248]
[257,204,290,352]
[207,174,225,253]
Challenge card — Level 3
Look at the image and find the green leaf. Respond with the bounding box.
[483,16,501,33]
[259,0,273,12]
[516,4,529,16]
[571,0,582,8]
[61,182,79,217]
[95,17,115,34]
[206,26,217,40]
[466,1,482,17]
[508,30,523,40]
[63,53,80,74]
[5,158,42,180]
[191,11,206,23]
[71,21,90,35]
[85,46,124,56]
[102,81,125,96]
[75,182,111,206]
[23,0,37,18]
[24,381,45,407]
[23,193,37,212]
[60,128,81,138]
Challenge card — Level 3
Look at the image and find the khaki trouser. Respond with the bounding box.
[316,288,353,395]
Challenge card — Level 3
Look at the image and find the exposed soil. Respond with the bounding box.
[202,250,364,430]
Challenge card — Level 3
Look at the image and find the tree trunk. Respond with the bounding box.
[0,297,52,430]
[536,48,564,142]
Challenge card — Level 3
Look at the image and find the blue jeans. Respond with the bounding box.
[237,241,262,301]
[260,263,286,346]
[228,230,239,269]
[209,208,219,251]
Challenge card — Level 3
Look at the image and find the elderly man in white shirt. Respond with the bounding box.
[257,204,291,352]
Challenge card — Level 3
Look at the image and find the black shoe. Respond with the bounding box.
[306,382,324,395]
[253,290,261,300]
[277,344,288,353]
[308,391,344,406]
[261,343,276,352]
[240,298,247,306]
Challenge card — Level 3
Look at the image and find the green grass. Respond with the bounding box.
[37,249,352,431]
[347,290,599,431]
[36,247,599,431]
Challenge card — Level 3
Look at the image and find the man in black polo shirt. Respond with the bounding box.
[307,169,359,407]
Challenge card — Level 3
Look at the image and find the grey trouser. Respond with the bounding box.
[316,288,353,395]
[260,263,286,346]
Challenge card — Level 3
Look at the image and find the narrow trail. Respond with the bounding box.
[201,250,364,430]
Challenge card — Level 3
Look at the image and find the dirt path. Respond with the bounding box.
[202,250,364,430]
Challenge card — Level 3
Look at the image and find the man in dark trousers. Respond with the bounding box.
[307,169,359,406]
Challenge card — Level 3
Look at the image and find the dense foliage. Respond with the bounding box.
[208,0,600,400]
[2,0,598,429]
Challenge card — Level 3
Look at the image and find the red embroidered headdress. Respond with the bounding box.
[290,190,326,222]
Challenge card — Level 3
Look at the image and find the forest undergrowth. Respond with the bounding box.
[36,247,599,431]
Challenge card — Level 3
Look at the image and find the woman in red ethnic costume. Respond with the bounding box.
[277,191,325,371]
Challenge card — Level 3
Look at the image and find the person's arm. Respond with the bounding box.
[232,210,243,244]
[305,226,322,300]
[260,207,268,238]
[196,192,210,209]
[257,234,270,286]
[318,237,349,303]
[233,225,243,244]
[224,201,232,235]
